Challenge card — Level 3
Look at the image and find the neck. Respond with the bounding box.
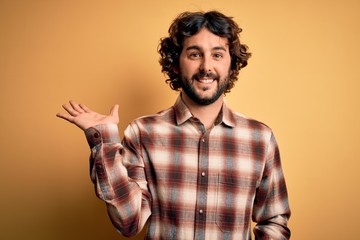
[181,92,224,130]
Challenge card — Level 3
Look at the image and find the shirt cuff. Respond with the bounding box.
[85,124,121,148]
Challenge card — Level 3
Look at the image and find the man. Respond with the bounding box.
[57,11,291,240]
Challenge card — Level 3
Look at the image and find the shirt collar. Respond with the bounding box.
[173,95,236,128]
[221,100,236,128]
[173,95,193,125]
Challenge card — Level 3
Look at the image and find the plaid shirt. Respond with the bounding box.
[85,96,291,240]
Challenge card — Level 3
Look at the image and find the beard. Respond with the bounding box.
[180,71,230,105]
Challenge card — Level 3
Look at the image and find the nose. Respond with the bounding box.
[199,55,212,73]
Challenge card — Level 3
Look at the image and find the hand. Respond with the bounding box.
[56,100,119,131]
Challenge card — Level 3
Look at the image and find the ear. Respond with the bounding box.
[173,66,179,74]
[228,68,235,77]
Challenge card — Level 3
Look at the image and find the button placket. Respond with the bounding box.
[194,131,210,235]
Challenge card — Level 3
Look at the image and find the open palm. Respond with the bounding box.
[56,100,119,131]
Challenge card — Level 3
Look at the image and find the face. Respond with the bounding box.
[178,27,232,105]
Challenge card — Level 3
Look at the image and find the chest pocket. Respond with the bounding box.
[216,174,258,232]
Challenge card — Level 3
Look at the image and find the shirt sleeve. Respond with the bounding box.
[85,123,151,237]
[252,132,291,239]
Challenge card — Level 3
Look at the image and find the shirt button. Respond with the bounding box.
[199,209,204,214]
[201,172,206,177]
[201,138,205,142]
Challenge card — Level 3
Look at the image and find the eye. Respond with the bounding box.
[188,52,201,59]
[213,52,223,60]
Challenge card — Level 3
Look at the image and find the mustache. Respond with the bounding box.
[192,71,219,81]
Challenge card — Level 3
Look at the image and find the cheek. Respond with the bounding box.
[219,60,232,75]
[179,61,198,75]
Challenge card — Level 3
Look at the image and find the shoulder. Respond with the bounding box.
[232,110,272,131]
[229,110,274,141]
[128,106,175,130]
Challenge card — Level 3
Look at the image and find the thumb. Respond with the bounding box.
[110,104,119,117]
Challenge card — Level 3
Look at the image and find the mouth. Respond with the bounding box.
[193,72,219,84]
[197,77,215,84]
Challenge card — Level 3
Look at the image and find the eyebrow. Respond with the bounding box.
[185,45,228,52]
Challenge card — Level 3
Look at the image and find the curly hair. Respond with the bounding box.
[158,11,251,93]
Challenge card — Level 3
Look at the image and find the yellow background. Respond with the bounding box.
[1,0,359,239]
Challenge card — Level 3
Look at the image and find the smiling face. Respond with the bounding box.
[178,27,232,105]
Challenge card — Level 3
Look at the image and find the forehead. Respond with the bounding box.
[182,28,229,50]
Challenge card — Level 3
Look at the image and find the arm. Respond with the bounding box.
[252,133,291,240]
[86,124,151,237]
[57,101,151,237]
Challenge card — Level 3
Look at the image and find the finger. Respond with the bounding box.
[56,112,75,123]
[69,100,85,113]
[62,103,79,117]
[79,103,92,113]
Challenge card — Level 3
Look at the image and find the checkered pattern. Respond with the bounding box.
[85,96,290,239]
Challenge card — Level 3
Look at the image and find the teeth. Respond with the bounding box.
[199,78,214,84]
